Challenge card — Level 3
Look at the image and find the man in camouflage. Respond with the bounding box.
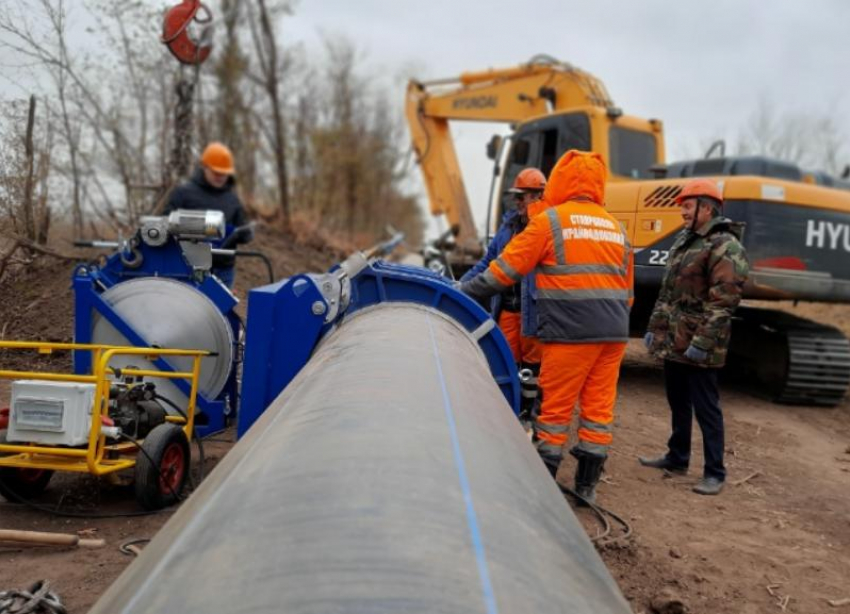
[640,178,749,496]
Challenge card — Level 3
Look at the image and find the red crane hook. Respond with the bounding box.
[161,0,213,65]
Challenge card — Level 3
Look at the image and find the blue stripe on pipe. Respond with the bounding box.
[426,315,499,614]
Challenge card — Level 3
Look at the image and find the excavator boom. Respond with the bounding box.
[414,60,614,122]
[406,57,662,258]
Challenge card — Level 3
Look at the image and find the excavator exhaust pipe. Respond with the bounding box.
[89,300,631,614]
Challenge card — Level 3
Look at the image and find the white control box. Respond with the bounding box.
[7,380,96,446]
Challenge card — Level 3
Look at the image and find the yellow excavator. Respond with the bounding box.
[406,55,850,406]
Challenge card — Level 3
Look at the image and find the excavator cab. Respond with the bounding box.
[488,108,663,233]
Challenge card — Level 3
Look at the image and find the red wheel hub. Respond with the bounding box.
[159,443,186,495]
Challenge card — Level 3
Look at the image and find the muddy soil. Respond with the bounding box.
[1,237,849,613]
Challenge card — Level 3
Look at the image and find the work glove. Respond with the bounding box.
[684,344,709,363]
[643,332,654,351]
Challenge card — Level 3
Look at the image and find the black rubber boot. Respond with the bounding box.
[570,447,606,506]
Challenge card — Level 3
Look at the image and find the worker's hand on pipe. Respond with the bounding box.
[643,332,653,351]
[684,344,709,363]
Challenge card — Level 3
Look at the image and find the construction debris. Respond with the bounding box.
[731,471,762,486]
[0,580,65,614]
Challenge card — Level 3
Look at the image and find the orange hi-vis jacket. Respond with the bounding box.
[462,151,634,343]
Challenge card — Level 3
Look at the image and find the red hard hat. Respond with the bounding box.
[675,178,723,205]
[201,142,235,175]
[508,168,546,193]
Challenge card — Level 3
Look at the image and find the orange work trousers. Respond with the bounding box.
[497,310,541,365]
[535,342,627,458]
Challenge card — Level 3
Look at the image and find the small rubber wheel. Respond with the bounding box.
[134,423,190,510]
[0,430,54,502]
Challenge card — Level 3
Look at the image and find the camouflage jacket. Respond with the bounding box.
[647,215,749,368]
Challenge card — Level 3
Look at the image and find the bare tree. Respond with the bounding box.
[212,0,260,206]
[247,0,293,228]
[0,1,85,235]
[296,38,423,245]
[1,1,423,254]
[22,96,37,241]
[735,98,847,175]
[1,1,141,230]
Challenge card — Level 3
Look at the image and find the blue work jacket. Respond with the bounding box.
[460,209,540,337]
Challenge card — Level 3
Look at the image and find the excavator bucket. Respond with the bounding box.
[161,0,213,65]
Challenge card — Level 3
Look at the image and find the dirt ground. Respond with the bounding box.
[585,341,850,614]
[1,235,849,613]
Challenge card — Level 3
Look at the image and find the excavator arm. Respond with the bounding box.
[405,57,621,256]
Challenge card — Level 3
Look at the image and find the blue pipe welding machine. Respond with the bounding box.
[72,210,242,436]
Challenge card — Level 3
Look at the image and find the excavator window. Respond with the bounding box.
[496,113,592,220]
[506,113,591,181]
[541,129,560,177]
[609,126,656,178]
[511,139,532,165]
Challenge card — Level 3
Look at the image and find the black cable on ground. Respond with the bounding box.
[0,494,174,519]
[557,483,633,546]
[558,484,611,542]
[0,431,185,519]
[119,537,151,557]
[539,456,617,543]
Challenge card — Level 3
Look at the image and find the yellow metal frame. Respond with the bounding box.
[0,341,208,476]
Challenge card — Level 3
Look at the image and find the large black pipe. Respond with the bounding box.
[90,304,631,613]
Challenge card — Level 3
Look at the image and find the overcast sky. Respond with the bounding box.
[282,0,850,233]
[2,1,848,237]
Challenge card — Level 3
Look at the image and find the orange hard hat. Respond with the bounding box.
[675,178,722,205]
[508,168,546,193]
[201,142,235,175]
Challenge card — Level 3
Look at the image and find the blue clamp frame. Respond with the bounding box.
[238,260,519,437]
[72,243,240,437]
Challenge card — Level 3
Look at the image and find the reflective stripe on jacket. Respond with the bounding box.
[483,200,634,343]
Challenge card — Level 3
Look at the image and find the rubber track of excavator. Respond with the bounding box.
[729,307,850,406]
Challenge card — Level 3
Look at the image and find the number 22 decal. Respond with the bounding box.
[648,250,670,265]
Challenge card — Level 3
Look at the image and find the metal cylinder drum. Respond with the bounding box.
[90,303,630,614]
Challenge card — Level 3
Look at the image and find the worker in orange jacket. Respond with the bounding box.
[461,150,634,503]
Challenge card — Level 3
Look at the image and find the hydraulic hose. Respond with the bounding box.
[233,250,274,284]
